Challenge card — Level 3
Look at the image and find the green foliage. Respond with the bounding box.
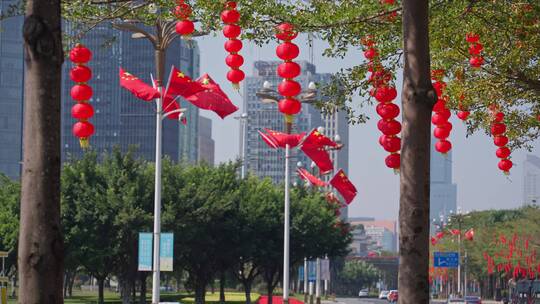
[0,174,20,274]
[335,260,380,295]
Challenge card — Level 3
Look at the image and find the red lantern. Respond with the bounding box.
[466,32,480,43]
[375,86,397,103]
[176,20,195,36]
[498,159,513,173]
[431,113,449,125]
[224,39,243,53]
[221,9,240,24]
[434,127,450,139]
[278,98,301,115]
[469,43,483,55]
[457,111,470,121]
[496,147,511,159]
[226,69,245,83]
[72,121,95,138]
[71,84,93,101]
[433,100,446,112]
[385,153,400,169]
[494,112,505,122]
[70,65,92,83]
[470,56,484,68]
[278,80,301,97]
[71,103,94,120]
[380,119,402,136]
[277,62,301,79]
[223,24,241,38]
[69,44,92,64]
[494,135,509,147]
[276,42,300,60]
[275,23,298,41]
[376,103,400,119]
[491,123,507,135]
[225,54,244,68]
[435,140,452,154]
[433,81,446,96]
[382,136,401,153]
[364,48,378,60]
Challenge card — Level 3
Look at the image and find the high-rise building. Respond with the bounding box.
[198,116,215,165]
[61,23,200,163]
[0,7,23,179]
[430,139,457,227]
[242,60,350,214]
[523,154,540,206]
[348,218,397,253]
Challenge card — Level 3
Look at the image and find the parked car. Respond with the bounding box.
[379,290,390,299]
[465,295,482,304]
[446,298,466,304]
[358,289,369,297]
[387,290,398,303]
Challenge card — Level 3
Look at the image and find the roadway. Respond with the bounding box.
[332,297,452,304]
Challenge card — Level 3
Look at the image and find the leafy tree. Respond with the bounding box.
[0,174,20,287]
[335,260,380,296]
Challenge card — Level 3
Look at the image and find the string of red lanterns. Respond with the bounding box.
[489,107,513,174]
[70,44,95,149]
[222,1,245,90]
[275,23,302,123]
[175,0,195,38]
[431,69,453,154]
[361,36,401,171]
[466,32,484,68]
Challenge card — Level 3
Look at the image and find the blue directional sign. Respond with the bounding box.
[138,233,153,271]
[298,266,304,281]
[308,261,317,281]
[434,252,459,268]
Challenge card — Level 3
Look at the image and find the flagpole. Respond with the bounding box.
[283,142,291,304]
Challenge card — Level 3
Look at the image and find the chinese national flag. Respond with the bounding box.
[301,145,334,174]
[166,66,205,98]
[450,229,461,236]
[465,228,474,241]
[301,129,338,149]
[162,93,185,122]
[119,68,160,101]
[258,129,305,149]
[329,169,357,205]
[297,168,327,187]
[186,73,239,119]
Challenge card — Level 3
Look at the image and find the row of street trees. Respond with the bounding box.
[1,149,351,304]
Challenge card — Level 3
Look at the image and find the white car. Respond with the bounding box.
[379,290,390,299]
[358,289,369,297]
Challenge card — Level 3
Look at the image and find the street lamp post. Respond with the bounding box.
[112,17,199,304]
[256,80,318,304]
[235,113,249,178]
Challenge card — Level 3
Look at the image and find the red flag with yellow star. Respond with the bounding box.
[297,168,327,187]
[259,128,305,149]
[301,129,338,149]
[166,66,205,98]
[329,169,357,205]
[301,145,334,174]
[186,73,239,119]
[119,68,160,101]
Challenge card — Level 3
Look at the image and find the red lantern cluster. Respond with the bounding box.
[275,23,302,119]
[457,94,470,121]
[70,44,94,149]
[222,1,245,90]
[431,70,453,154]
[490,109,513,174]
[175,0,195,37]
[362,36,401,171]
[483,233,539,279]
[466,32,484,68]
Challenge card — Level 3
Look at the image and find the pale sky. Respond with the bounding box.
[194,34,539,222]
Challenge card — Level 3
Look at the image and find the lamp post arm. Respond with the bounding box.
[162,108,187,120]
[112,22,157,49]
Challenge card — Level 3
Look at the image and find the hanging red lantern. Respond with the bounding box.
[498,159,513,173]
[222,1,244,90]
[278,98,301,116]
[385,153,400,169]
[496,147,511,159]
[277,62,301,79]
[364,48,378,60]
[382,136,401,153]
[431,72,453,154]
[469,43,483,55]
[457,111,470,121]
[275,23,302,119]
[175,0,195,37]
[434,127,450,140]
[491,123,507,135]
[490,110,512,174]
[375,86,397,103]
[435,140,452,154]
[470,56,484,68]
[70,44,94,148]
[70,65,92,83]
[379,119,402,136]
[71,102,94,120]
[69,44,92,64]
[376,103,400,119]
[466,32,480,43]
[494,135,509,147]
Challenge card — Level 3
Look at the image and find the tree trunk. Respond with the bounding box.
[267,280,274,304]
[64,272,70,298]
[140,272,148,304]
[219,271,226,304]
[195,279,206,304]
[98,278,105,304]
[69,272,75,297]
[17,1,64,303]
[243,280,252,304]
[398,1,436,304]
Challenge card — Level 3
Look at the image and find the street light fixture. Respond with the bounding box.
[234,113,249,178]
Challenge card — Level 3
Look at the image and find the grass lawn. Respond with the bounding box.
[7,290,259,304]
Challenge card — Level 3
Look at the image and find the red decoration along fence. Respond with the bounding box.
[222,1,245,90]
[70,44,95,148]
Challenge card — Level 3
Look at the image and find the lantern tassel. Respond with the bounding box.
[79,138,90,149]
[232,82,240,91]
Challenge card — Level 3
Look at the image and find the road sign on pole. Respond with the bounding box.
[138,233,153,271]
[308,260,317,281]
[138,232,174,272]
[160,233,174,272]
[298,265,304,281]
[434,252,459,268]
